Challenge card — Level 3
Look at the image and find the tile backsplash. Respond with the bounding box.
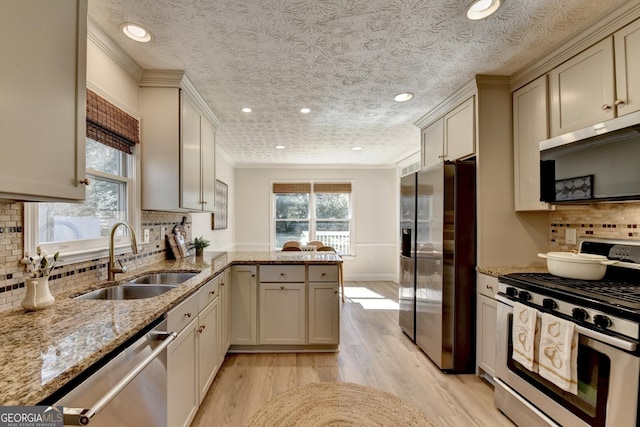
[0,202,191,312]
[549,203,640,252]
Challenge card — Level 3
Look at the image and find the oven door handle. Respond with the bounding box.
[496,295,637,352]
[62,331,177,425]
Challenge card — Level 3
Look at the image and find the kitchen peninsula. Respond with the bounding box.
[0,251,342,407]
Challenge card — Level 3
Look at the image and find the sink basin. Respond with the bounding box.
[125,272,197,285]
[75,284,176,300]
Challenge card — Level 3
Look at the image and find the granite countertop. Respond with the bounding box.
[477,265,548,278]
[0,251,341,406]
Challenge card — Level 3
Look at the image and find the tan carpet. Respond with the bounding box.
[246,382,437,426]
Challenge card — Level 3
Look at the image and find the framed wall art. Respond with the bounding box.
[213,179,228,229]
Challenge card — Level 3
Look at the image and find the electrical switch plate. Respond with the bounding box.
[566,228,577,245]
[143,229,150,244]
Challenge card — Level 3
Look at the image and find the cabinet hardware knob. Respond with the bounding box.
[321,272,326,276]
[280,273,285,276]
[198,325,206,333]
[280,286,285,290]
[79,178,90,185]
[203,201,208,205]
[209,291,216,295]
[601,103,612,110]
[614,99,625,106]
[438,155,446,158]
[486,284,493,290]
[220,282,225,286]
[251,274,256,277]
[184,312,192,318]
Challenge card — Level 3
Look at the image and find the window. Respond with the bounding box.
[273,182,352,255]
[25,90,139,260]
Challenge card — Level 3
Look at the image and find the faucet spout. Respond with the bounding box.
[108,221,139,281]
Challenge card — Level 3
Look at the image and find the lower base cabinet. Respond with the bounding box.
[308,282,340,344]
[259,283,306,344]
[197,296,219,403]
[168,318,198,427]
[230,266,257,345]
[476,273,498,379]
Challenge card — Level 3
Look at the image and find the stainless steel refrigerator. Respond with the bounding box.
[399,160,476,373]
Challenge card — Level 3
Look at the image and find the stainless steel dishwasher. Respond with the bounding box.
[53,317,176,426]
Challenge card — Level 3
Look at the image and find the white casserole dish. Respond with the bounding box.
[537,252,615,280]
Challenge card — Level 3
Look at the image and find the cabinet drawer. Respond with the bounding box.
[168,292,199,333]
[198,276,220,312]
[308,265,338,282]
[260,265,305,282]
[477,273,498,299]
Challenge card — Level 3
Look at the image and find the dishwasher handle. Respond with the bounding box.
[63,331,177,426]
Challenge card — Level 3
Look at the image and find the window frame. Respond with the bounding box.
[271,180,354,255]
[24,143,140,265]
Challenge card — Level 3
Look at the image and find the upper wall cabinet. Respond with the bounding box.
[0,0,87,202]
[513,76,551,211]
[421,97,475,169]
[139,71,221,212]
[549,18,640,136]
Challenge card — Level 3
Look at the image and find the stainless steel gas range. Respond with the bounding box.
[495,238,640,427]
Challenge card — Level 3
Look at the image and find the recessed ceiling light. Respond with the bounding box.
[300,108,311,114]
[393,92,413,102]
[122,23,152,42]
[466,0,501,20]
[241,107,252,113]
[352,146,363,151]
[275,145,286,150]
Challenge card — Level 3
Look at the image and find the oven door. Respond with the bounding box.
[495,295,640,427]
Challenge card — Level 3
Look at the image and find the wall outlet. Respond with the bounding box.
[566,228,577,245]
[143,229,150,244]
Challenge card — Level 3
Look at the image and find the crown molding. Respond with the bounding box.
[87,18,142,81]
[413,78,477,128]
[510,1,640,91]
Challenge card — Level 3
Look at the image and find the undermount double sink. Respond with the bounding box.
[75,272,198,300]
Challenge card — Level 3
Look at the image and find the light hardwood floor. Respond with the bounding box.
[191,281,514,426]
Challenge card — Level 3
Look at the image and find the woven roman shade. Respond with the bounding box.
[86,89,140,154]
[313,183,352,193]
[273,183,311,193]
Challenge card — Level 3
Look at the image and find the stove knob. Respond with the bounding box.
[542,298,558,311]
[505,287,518,298]
[518,291,532,302]
[593,314,612,329]
[572,308,589,322]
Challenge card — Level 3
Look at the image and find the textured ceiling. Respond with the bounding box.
[88,0,628,167]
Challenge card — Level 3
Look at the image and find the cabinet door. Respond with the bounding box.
[614,18,640,117]
[421,119,444,170]
[443,97,475,161]
[476,294,497,378]
[200,117,216,211]
[197,297,219,404]
[308,283,340,344]
[259,283,306,345]
[0,0,87,201]
[549,38,615,136]
[513,76,551,211]
[230,266,257,345]
[220,269,231,356]
[181,95,203,211]
[168,318,198,427]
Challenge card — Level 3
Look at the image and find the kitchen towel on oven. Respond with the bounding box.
[512,302,538,371]
[538,312,578,394]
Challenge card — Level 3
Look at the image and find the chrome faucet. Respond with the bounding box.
[108,221,139,281]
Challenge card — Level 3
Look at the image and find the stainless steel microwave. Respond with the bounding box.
[540,111,640,203]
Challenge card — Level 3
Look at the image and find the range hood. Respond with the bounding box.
[539,110,640,204]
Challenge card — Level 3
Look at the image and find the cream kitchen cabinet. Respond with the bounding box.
[308,266,340,344]
[259,265,306,345]
[550,19,640,136]
[197,293,219,404]
[476,273,498,379]
[139,71,220,212]
[230,265,257,345]
[421,97,475,169]
[0,0,87,202]
[219,268,232,358]
[513,76,552,211]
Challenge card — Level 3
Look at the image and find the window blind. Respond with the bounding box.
[313,183,352,193]
[86,89,140,154]
[273,183,311,193]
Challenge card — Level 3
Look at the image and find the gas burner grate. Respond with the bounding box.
[507,272,640,305]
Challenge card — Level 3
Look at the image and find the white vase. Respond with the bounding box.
[21,276,55,311]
